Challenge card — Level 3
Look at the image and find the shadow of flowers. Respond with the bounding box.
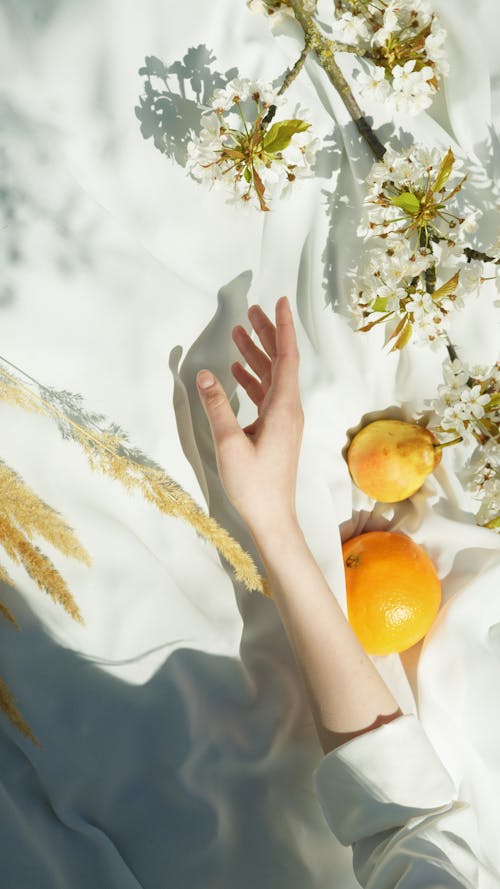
[135,46,238,168]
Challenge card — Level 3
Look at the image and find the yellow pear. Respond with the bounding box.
[347,419,442,502]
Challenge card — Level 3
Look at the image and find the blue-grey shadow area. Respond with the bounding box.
[2,0,62,28]
[0,271,358,888]
[0,584,321,889]
[135,47,238,168]
[167,269,361,882]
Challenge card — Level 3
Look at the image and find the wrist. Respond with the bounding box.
[246,511,303,548]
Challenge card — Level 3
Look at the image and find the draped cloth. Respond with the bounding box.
[1,1,499,886]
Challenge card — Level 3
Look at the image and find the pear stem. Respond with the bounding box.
[433,435,463,451]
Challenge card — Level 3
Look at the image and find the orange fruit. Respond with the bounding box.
[342,531,441,655]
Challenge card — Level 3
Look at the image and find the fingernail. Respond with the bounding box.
[197,370,215,389]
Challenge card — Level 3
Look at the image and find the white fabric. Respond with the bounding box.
[313,713,500,887]
[1,1,500,888]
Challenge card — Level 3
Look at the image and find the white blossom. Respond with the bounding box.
[461,211,481,234]
[457,261,483,297]
[442,358,469,390]
[357,66,391,103]
[389,61,434,114]
[458,385,490,419]
[405,290,435,317]
[247,80,283,107]
[333,0,448,115]
[459,440,500,528]
[186,78,318,211]
[334,11,370,43]
[371,1,399,47]
[425,28,450,77]
[431,359,499,444]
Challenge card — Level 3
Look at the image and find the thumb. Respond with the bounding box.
[197,369,241,446]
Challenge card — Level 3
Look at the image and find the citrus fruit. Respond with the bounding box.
[347,419,442,502]
[342,530,441,655]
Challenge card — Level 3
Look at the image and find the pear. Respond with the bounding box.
[347,419,443,502]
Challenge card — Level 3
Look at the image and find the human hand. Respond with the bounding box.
[196,296,304,534]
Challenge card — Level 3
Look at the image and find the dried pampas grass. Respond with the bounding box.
[0,677,39,747]
[0,460,91,746]
[0,358,271,599]
[0,356,271,745]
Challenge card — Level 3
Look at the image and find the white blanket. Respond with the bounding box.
[1,1,500,886]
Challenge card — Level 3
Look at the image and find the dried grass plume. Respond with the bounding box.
[0,358,271,599]
[0,355,272,745]
[0,458,91,743]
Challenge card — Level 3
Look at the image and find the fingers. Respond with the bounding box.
[232,325,272,388]
[232,297,301,411]
[273,296,302,409]
[275,296,299,361]
[196,370,242,445]
[231,361,266,408]
[247,305,277,360]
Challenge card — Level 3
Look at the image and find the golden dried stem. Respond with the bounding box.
[0,516,84,624]
[0,362,271,597]
[0,461,91,566]
[0,677,40,747]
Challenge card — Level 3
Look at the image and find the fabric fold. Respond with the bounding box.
[312,714,459,846]
[312,713,500,888]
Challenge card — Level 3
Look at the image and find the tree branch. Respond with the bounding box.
[288,0,386,160]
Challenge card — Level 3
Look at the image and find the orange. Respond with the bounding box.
[342,531,441,656]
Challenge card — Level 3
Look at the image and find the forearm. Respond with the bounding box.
[248,516,403,755]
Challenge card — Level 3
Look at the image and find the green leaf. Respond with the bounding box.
[372,295,388,312]
[432,148,455,193]
[432,271,460,301]
[483,515,500,530]
[243,167,252,184]
[262,118,311,154]
[478,417,499,437]
[485,392,500,410]
[390,192,420,215]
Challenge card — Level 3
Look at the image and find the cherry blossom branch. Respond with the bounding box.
[288,0,386,159]
[263,31,313,127]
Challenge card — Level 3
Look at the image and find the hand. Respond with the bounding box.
[196,296,304,532]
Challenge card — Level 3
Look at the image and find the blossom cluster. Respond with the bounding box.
[461,440,500,530]
[247,0,447,116]
[334,0,448,115]
[348,144,488,350]
[429,358,500,529]
[430,359,499,441]
[364,145,479,246]
[185,77,319,211]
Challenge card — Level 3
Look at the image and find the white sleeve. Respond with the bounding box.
[312,713,500,889]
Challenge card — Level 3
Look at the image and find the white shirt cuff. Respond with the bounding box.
[312,713,459,847]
